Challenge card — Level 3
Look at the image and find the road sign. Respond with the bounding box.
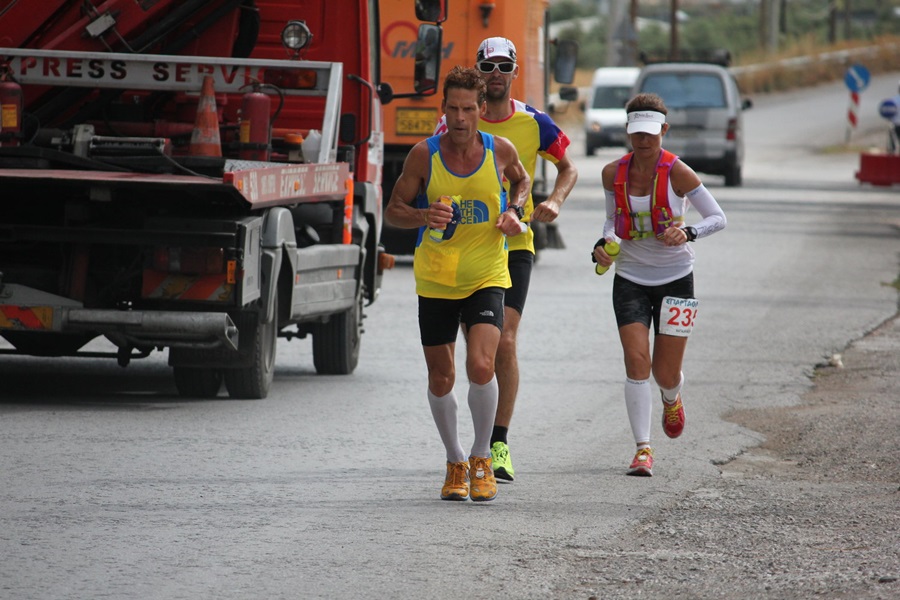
[844,64,870,93]
[879,98,898,121]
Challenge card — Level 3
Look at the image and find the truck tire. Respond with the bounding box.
[724,162,742,187]
[173,367,223,398]
[224,295,277,399]
[312,287,362,375]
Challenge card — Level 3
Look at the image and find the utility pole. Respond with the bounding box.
[669,0,679,61]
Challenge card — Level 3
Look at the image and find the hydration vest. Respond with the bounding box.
[613,150,683,240]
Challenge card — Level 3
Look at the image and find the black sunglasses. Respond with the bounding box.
[477,61,515,74]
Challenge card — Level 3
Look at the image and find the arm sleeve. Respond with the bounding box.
[685,184,726,239]
[603,188,617,240]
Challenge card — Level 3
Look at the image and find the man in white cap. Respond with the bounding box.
[434,36,578,482]
[593,92,727,476]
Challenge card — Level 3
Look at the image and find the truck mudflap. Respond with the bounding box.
[0,284,237,351]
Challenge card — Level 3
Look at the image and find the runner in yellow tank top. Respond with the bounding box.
[414,130,510,299]
[385,66,529,503]
[435,37,579,481]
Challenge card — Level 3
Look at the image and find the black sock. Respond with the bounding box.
[491,426,508,446]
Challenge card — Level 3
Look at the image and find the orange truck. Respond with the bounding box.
[379,0,573,254]
[0,0,445,399]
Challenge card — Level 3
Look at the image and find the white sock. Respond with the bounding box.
[467,375,498,459]
[659,371,684,404]
[427,388,466,463]
[625,377,652,446]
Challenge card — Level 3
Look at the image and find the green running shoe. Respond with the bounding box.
[491,441,515,481]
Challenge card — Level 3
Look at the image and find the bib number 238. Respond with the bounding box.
[659,296,699,337]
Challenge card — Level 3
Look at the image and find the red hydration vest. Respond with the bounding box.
[613,150,682,240]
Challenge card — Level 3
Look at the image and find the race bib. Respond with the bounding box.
[659,296,699,337]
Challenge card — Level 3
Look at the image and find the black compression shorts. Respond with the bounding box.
[612,272,695,335]
[418,287,505,346]
[504,249,534,315]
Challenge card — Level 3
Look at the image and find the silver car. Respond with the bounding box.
[632,62,752,187]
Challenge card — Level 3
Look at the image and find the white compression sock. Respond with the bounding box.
[467,375,499,459]
[625,377,652,446]
[427,388,466,463]
[659,371,684,404]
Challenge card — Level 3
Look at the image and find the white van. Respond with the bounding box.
[584,67,640,155]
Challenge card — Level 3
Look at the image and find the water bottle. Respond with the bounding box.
[592,239,620,275]
[429,195,462,242]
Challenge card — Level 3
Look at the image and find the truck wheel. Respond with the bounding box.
[724,163,742,187]
[312,287,362,375]
[173,367,223,398]
[224,295,278,399]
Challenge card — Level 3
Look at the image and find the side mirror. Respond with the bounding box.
[414,24,442,96]
[415,0,447,24]
[377,82,394,105]
[553,39,578,85]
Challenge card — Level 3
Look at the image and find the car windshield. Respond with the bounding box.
[641,73,726,108]
[592,85,632,109]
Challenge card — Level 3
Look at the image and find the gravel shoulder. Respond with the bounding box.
[558,313,900,599]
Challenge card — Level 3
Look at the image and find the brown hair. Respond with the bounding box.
[443,65,487,104]
[626,93,668,116]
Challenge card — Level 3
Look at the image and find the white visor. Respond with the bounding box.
[626,110,666,135]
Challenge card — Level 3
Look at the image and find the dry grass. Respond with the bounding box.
[553,35,900,99]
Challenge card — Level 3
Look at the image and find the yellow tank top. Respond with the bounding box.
[478,99,571,253]
[414,132,510,299]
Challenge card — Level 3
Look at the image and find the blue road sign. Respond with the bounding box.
[879,98,898,120]
[844,64,870,93]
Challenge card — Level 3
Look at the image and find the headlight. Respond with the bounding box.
[282,21,312,52]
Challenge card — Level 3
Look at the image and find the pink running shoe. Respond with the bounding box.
[627,447,653,476]
[662,393,685,438]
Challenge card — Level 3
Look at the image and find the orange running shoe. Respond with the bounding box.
[627,447,653,476]
[662,393,686,438]
[441,460,470,501]
[468,455,498,502]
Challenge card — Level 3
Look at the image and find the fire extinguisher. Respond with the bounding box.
[239,82,272,161]
[0,74,23,147]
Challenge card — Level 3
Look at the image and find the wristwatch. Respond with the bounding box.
[684,226,698,242]
[506,204,525,220]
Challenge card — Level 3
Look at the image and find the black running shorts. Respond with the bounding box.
[504,249,534,315]
[612,272,695,335]
[418,286,505,346]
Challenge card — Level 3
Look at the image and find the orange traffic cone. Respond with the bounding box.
[189,75,222,157]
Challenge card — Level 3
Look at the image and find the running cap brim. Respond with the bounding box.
[626,110,666,135]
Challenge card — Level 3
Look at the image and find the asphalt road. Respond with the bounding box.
[1,73,898,599]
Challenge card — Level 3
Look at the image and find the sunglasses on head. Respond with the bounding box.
[477,61,515,74]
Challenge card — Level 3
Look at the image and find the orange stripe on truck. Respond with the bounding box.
[141,270,233,301]
[0,306,53,330]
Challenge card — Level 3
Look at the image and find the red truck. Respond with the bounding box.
[0,0,444,398]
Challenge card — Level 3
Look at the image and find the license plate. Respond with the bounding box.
[396,108,438,136]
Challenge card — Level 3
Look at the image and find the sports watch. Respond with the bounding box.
[684,226,698,242]
[506,204,525,220]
